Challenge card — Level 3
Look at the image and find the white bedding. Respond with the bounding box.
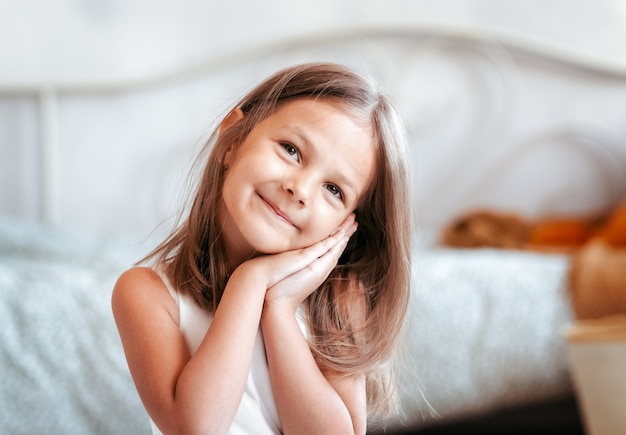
[0,217,148,434]
[0,217,576,433]
[397,242,575,428]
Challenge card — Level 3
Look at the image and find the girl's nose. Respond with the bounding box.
[283,173,313,207]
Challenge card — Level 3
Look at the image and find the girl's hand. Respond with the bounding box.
[264,214,358,312]
[259,214,366,435]
[231,214,357,310]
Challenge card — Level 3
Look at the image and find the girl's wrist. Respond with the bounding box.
[262,297,298,321]
[227,263,272,300]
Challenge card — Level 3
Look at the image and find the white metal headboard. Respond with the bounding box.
[2,27,625,235]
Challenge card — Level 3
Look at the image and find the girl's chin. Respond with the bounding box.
[248,239,313,255]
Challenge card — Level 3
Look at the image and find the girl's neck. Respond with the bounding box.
[218,203,259,272]
[226,250,257,273]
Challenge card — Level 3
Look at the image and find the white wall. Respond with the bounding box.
[2,0,626,85]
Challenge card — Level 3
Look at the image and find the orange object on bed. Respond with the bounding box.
[441,199,626,321]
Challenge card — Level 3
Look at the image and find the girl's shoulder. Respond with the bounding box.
[116,266,163,286]
[112,266,179,325]
[114,267,166,298]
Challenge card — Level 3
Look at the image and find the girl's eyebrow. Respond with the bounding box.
[282,125,311,147]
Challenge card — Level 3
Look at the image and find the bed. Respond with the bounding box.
[2,27,626,434]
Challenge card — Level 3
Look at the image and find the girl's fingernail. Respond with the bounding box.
[349,223,358,236]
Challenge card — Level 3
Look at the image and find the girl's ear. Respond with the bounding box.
[219,108,244,136]
[220,109,244,169]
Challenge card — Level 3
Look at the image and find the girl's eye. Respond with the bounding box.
[280,142,298,157]
[325,184,344,200]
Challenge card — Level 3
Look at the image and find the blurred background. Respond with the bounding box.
[2,0,626,85]
[2,0,626,239]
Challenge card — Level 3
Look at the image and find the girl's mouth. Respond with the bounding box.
[259,194,298,228]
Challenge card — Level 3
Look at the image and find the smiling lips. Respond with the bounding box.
[259,194,298,228]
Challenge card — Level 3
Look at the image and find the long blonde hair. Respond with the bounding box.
[145,62,412,419]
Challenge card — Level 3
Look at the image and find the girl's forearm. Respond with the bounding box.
[170,270,267,434]
[261,304,364,435]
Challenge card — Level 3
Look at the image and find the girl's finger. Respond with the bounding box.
[304,232,351,280]
[265,224,353,287]
[267,234,350,305]
[331,213,356,237]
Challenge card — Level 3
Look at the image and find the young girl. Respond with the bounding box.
[112,62,412,435]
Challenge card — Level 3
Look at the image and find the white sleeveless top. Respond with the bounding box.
[150,270,282,435]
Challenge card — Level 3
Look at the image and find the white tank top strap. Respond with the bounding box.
[151,266,213,354]
[153,267,179,306]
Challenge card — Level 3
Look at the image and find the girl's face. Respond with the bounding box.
[219,98,377,266]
